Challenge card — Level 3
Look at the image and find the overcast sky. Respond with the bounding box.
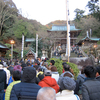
[12,0,90,25]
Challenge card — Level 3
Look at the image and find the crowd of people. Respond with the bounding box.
[71,45,83,57]
[0,57,100,100]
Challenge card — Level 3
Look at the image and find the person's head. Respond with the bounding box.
[34,59,40,65]
[38,74,44,80]
[13,65,22,72]
[44,70,52,76]
[34,65,39,70]
[95,66,100,77]
[21,67,36,83]
[84,65,96,78]
[51,66,57,72]
[59,76,76,91]
[62,62,67,66]
[50,60,55,65]
[21,63,27,70]
[37,57,41,62]
[63,64,70,71]
[12,70,21,81]
[26,62,31,66]
[37,87,56,100]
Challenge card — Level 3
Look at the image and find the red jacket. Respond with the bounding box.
[38,76,59,93]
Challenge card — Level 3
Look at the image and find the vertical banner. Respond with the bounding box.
[87,31,89,38]
[36,34,38,58]
[90,29,92,38]
[21,33,24,58]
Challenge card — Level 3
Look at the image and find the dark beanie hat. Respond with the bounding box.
[21,67,36,83]
[59,77,76,90]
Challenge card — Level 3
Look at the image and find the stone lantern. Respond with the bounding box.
[41,48,48,59]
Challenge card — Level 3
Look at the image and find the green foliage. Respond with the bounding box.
[92,27,100,37]
[13,19,28,39]
[97,41,100,44]
[47,58,79,78]
[67,62,79,80]
[74,8,85,21]
[5,50,11,59]
[86,0,100,21]
[13,49,21,59]
[0,0,18,36]
[5,43,11,48]
[47,58,63,75]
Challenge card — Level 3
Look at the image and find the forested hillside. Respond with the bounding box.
[0,0,47,45]
[0,0,99,45]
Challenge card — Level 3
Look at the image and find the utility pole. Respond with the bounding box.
[66,0,70,62]
[36,34,38,58]
[90,29,92,38]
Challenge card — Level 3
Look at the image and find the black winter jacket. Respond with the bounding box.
[10,82,41,100]
[0,69,7,90]
[82,78,100,100]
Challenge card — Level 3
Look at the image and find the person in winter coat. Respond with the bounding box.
[82,65,100,100]
[10,67,41,100]
[38,70,60,93]
[5,70,21,100]
[56,76,80,100]
[8,65,22,85]
[49,60,55,70]
[0,64,7,100]
[51,66,59,82]
[58,64,74,85]
[3,64,10,86]
[76,65,86,95]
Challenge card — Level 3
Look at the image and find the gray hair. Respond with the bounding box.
[37,87,56,100]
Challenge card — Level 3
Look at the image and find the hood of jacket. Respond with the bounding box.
[42,76,57,86]
[79,74,86,79]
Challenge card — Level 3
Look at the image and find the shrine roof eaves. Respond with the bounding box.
[25,38,35,42]
[47,25,81,32]
[0,43,9,49]
[82,37,100,41]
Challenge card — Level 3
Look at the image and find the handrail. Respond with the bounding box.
[79,47,88,57]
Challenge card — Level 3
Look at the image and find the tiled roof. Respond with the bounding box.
[82,37,100,41]
[48,25,81,31]
[26,47,35,56]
